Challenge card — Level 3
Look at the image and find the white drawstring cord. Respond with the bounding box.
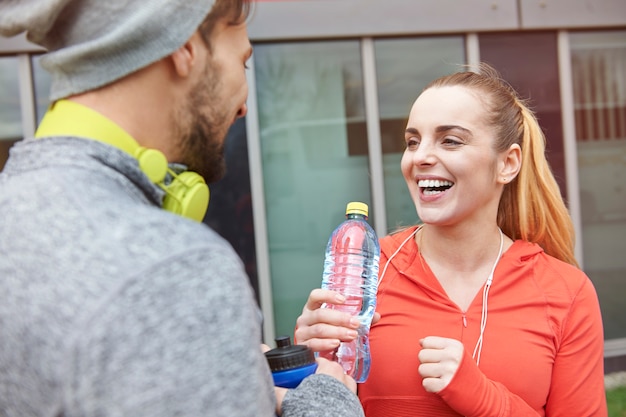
[378,226,421,287]
[379,225,504,366]
[472,228,504,365]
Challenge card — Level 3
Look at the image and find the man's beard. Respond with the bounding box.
[174,63,231,184]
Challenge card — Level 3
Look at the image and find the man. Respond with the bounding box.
[0,1,364,416]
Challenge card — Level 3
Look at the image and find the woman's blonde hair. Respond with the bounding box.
[424,63,577,266]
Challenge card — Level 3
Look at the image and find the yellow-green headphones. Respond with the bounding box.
[35,99,210,222]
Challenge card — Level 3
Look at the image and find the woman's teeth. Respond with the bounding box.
[418,179,453,195]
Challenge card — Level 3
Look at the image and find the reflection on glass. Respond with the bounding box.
[204,118,258,304]
[0,57,22,170]
[478,32,567,199]
[32,55,52,124]
[254,41,369,338]
[571,30,626,340]
[374,37,466,231]
[0,57,21,140]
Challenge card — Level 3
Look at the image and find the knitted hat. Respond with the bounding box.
[0,0,216,100]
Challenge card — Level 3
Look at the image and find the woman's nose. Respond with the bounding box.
[412,141,437,165]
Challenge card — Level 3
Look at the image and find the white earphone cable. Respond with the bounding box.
[379,225,504,367]
[378,225,421,287]
[472,228,504,365]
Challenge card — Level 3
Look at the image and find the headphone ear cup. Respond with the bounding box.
[161,171,210,222]
[134,147,168,183]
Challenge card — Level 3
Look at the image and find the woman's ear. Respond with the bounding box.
[498,143,522,184]
[169,31,204,78]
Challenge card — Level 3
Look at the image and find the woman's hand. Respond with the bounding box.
[294,289,364,352]
[417,336,464,393]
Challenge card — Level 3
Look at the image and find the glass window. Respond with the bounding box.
[479,32,568,200]
[570,30,626,340]
[374,37,466,231]
[0,56,22,170]
[203,118,258,304]
[253,41,370,338]
[32,54,52,124]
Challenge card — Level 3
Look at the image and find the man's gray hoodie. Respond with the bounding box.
[0,137,364,417]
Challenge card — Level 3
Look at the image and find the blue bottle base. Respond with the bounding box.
[272,362,318,388]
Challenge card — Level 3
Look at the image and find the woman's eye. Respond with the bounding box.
[443,137,462,146]
[405,138,419,150]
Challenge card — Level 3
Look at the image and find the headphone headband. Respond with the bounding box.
[35,100,209,222]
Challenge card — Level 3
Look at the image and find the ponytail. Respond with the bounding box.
[498,103,578,267]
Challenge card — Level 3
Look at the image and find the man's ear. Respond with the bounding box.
[170,32,204,78]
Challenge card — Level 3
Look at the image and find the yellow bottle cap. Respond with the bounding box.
[346,202,368,217]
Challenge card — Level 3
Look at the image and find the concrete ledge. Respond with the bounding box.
[606,371,626,390]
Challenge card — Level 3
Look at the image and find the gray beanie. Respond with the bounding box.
[0,0,216,100]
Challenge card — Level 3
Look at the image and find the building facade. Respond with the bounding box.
[1,0,625,371]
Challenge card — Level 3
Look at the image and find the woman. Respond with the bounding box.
[295,64,607,416]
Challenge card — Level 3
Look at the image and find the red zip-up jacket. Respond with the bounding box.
[359,226,607,416]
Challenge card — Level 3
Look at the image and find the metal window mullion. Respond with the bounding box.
[605,50,617,140]
[557,30,584,268]
[465,33,481,68]
[245,57,275,345]
[605,337,626,358]
[18,54,36,138]
[361,37,387,237]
